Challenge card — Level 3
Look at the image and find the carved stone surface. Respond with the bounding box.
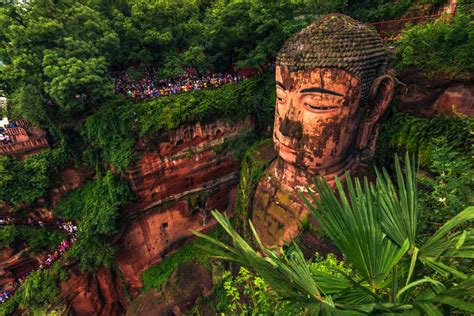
[253,14,395,245]
[116,118,249,295]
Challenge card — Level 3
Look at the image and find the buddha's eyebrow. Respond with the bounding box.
[276,81,286,90]
[300,87,343,96]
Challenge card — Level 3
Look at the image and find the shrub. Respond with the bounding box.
[376,113,473,229]
[0,225,66,254]
[0,263,67,315]
[0,148,66,206]
[55,171,133,270]
[0,225,18,248]
[81,97,135,170]
[135,74,274,137]
[396,13,474,77]
[141,228,224,292]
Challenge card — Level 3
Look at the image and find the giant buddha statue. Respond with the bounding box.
[252,14,395,245]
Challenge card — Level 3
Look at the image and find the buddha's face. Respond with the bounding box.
[274,66,363,171]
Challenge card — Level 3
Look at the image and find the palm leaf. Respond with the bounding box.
[300,174,409,290]
[374,152,418,250]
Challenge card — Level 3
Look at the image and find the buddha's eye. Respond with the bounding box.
[276,88,287,106]
[304,103,338,112]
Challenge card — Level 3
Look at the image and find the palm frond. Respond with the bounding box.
[374,152,418,250]
[300,174,409,290]
[192,211,326,306]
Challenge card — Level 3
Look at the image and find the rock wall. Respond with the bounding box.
[116,117,252,295]
[396,70,474,117]
[60,268,129,316]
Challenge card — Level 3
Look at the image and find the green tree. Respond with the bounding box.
[55,171,133,270]
[0,0,118,126]
[396,13,474,77]
[0,149,65,206]
[203,0,311,70]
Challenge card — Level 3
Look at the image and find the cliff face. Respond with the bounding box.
[116,118,252,295]
[396,70,474,117]
[60,268,129,316]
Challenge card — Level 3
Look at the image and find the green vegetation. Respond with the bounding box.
[195,155,473,314]
[0,225,65,254]
[135,74,274,137]
[0,148,66,206]
[396,12,474,77]
[235,138,273,239]
[376,112,473,227]
[194,254,352,315]
[0,224,17,247]
[80,97,135,171]
[348,0,414,22]
[141,228,224,292]
[81,74,274,170]
[0,263,67,315]
[55,172,132,270]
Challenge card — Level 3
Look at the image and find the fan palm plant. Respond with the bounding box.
[193,154,474,315]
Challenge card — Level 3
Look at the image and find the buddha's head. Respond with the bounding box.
[274,14,395,178]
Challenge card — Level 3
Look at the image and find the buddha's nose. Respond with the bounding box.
[279,116,303,140]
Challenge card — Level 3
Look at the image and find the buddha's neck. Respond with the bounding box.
[273,153,359,191]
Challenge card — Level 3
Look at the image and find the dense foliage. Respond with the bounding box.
[81,74,274,170]
[196,155,474,314]
[0,148,66,206]
[396,12,474,77]
[193,254,352,315]
[0,263,67,315]
[55,172,132,270]
[0,225,65,254]
[376,112,473,227]
[234,139,273,240]
[80,97,135,170]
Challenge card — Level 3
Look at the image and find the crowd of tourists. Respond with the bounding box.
[114,72,248,99]
[0,219,77,305]
[0,122,18,145]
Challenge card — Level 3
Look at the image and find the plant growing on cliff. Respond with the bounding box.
[194,154,474,314]
[375,112,473,229]
[55,171,133,270]
[396,12,474,77]
[0,148,66,206]
[0,262,67,315]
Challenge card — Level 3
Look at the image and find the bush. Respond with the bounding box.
[141,228,224,292]
[0,148,66,206]
[0,225,66,254]
[376,112,473,227]
[81,97,135,170]
[348,0,414,22]
[0,263,67,315]
[55,171,133,270]
[0,225,18,248]
[396,13,474,77]
[136,74,274,137]
[194,254,352,315]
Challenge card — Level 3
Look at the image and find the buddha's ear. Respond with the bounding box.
[356,75,395,152]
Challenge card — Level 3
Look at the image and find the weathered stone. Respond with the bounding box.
[60,268,128,316]
[253,14,395,245]
[116,118,249,295]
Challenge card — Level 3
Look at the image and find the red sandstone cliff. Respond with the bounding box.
[396,70,474,117]
[116,118,252,296]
